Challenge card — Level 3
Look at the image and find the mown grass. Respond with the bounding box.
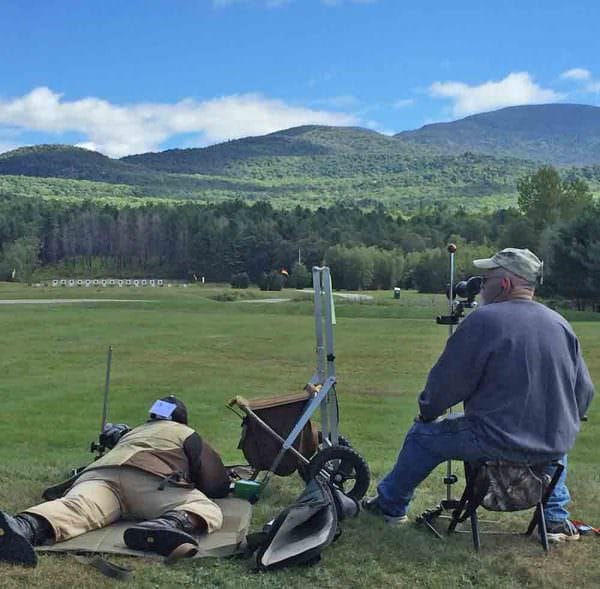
[0,283,598,588]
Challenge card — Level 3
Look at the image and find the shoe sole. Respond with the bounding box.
[123,527,198,557]
[547,532,580,543]
[362,498,409,526]
[0,512,37,567]
[384,516,409,526]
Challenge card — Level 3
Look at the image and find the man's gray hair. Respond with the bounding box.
[490,267,535,289]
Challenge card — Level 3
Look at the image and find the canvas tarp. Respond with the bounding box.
[36,498,252,559]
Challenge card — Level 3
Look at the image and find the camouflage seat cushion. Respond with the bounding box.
[470,460,552,512]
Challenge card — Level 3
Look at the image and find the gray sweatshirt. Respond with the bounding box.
[418,299,594,459]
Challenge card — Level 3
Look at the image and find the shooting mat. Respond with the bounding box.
[36,498,252,559]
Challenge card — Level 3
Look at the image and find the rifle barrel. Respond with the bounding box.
[101,345,112,431]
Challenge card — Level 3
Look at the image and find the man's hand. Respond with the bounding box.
[99,423,131,450]
[414,414,436,423]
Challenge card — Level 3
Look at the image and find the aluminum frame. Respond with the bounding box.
[257,266,341,485]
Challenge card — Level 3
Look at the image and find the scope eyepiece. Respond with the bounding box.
[446,275,482,301]
[455,275,482,300]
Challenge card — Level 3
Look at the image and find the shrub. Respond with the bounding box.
[258,270,284,291]
[287,262,311,289]
[231,271,250,289]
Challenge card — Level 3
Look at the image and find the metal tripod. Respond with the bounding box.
[416,244,463,538]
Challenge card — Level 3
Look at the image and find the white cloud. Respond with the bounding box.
[429,72,562,117]
[560,68,600,94]
[0,87,359,157]
[393,98,414,109]
[0,141,19,154]
[560,68,591,81]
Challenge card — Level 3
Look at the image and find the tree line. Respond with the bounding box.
[0,166,598,309]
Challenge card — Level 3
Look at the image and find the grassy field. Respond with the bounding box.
[0,283,598,588]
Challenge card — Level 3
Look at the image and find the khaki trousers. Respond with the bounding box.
[26,467,223,542]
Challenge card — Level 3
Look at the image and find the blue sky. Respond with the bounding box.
[1,0,599,157]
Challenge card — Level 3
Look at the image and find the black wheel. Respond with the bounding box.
[298,431,352,483]
[297,434,353,483]
[305,445,370,500]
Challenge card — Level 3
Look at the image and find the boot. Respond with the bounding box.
[123,510,205,557]
[0,511,54,567]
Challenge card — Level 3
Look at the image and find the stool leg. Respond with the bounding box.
[448,490,469,535]
[470,509,481,552]
[537,503,549,552]
[449,462,474,535]
[525,510,538,537]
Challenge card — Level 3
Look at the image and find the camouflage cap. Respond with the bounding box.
[473,248,543,284]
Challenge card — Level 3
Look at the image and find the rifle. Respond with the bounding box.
[42,346,129,501]
[90,345,113,458]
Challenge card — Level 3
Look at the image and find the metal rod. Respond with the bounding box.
[313,267,329,438]
[448,250,455,339]
[445,247,459,502]
[322,268,336,381]
[312,267,326,383]
[242,407,310,464]
[321,268,339,443]
[283,377,335,451]
[100,345,112,431]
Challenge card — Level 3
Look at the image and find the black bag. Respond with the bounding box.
[248,477,356,571]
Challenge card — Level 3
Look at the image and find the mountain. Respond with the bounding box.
[121,125,419,176]
[0,144,278,197]
[0,144,155,184]
[2,106,600,213]
[396,104,600,166]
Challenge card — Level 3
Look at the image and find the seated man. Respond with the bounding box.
[364,248,595,542]
[0,395,231,567]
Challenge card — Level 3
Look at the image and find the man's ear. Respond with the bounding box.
[501,277,511,290]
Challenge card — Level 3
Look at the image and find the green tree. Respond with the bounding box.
[287,262,311,289]
[258,270,284,291]
[231,271,250,289]
[546,203,600,310]
[517,166,593,231]
[326,245,375,290]
[371,248,404,289]
[0,236,41,283]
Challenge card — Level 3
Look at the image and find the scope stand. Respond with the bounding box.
[415,432,461,539]
[417,321,462,537]
[416,245,475,538]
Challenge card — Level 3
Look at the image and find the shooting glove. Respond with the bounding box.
[100,423,131,450]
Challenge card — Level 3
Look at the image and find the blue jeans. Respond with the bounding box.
[376,415,570,522]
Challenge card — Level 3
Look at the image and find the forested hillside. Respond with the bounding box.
[0,145,154,184]
[3,107,600,213]
[0,131,571,213]
[1,106,600,304]
[396,104,600,165]
[121,126,416,174]
[1,166,598,310]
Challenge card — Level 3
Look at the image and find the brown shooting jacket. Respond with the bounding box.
[85,420,230,498]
